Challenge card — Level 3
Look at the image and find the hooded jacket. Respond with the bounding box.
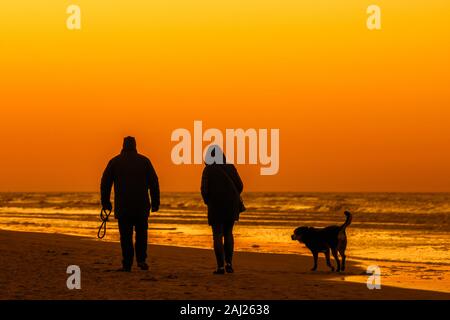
[101,137,160,219]
[201,145,243,225]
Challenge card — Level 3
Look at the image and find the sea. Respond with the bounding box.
[0,192,449,266]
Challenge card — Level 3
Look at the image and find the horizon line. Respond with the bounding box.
[0,190,449,194]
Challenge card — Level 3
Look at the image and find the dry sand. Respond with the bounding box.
[0,230,449,299]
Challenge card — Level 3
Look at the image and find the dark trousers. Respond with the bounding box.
[211,222,235,268]
[118,215,148,268]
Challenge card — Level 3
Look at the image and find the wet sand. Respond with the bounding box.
[0,230,448,299]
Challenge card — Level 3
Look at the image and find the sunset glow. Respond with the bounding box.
[1,0,449,192]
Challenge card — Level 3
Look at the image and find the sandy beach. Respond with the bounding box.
[0,230,448,300]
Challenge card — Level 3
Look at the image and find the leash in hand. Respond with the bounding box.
[97,208,112,239]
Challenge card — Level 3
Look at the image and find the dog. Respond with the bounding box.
[291,211,352,272]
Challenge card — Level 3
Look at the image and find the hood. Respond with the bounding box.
[205,144,226,165]
[122,136,137,153]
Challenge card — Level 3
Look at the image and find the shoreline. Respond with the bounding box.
[2,223,449,267]
[0,230,449,299]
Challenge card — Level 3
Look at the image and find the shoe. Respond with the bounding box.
[225,264,234,273]
[137,262,149,271]
[213,267,225,275]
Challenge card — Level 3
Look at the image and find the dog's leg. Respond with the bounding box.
[311,251,318,271]
[338,248,346,271]
[324,249,334,271]
[331,248,340,272]
[338,237,347,271]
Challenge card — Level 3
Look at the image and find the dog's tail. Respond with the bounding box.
[340,211,352,230]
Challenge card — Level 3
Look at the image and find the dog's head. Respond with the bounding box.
[291,226,310,242]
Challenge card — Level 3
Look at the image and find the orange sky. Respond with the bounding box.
[0,1,449,192]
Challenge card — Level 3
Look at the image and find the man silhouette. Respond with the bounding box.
[101,136,160,272]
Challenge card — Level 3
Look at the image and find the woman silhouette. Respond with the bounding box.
[201,145,244,274]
